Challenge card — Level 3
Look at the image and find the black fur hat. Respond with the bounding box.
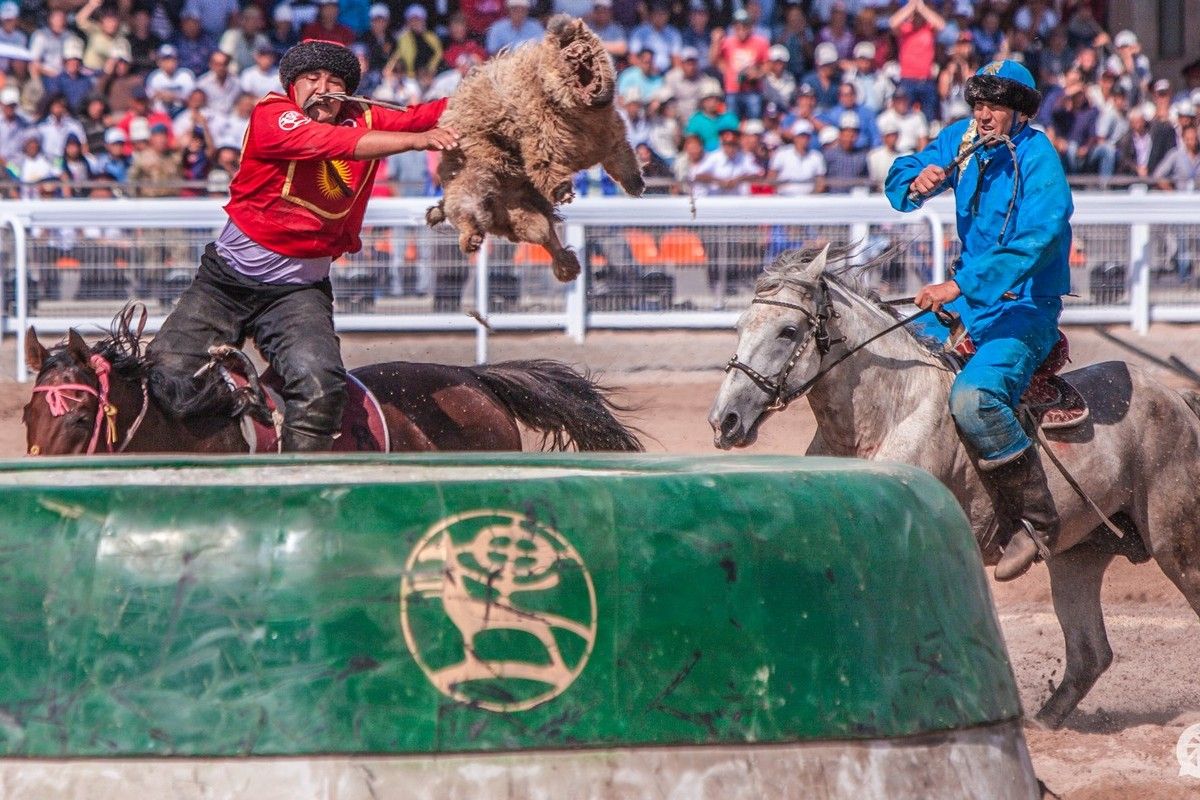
[964,74,1042,117]
[279,39,361,95]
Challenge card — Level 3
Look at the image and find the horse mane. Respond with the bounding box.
[754,244,946,355]
[43,305,238,419]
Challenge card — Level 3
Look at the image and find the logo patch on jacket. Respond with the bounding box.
[278,110,311,131]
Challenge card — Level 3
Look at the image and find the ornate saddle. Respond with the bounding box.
[947,326,1089,430]
[204,346,390,453]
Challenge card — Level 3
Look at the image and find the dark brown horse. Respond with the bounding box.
[22,318,642,456]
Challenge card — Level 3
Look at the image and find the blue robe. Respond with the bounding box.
[884,119,1075,463]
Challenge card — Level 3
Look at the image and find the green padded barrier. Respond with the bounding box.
[0,454,1019,757]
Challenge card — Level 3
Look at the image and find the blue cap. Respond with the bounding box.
[975,60,1036,91]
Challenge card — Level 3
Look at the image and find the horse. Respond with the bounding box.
[707,244,1200,729]
[22,315,643,457]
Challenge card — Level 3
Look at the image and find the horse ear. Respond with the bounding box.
[67,329,89,364]
[25,326,48,374]
[805,243,832,278]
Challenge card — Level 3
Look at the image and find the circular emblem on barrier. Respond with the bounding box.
[400,509,597,712]
[1177,721,1200,777]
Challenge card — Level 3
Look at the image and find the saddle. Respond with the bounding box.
[208,348,390,453]
[947,325,1089,430]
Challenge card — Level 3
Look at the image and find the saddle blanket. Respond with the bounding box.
[227,369,391,453]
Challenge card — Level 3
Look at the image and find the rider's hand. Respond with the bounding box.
[418,127,460,151]
[914,280,961,312]
[910,164,947,197]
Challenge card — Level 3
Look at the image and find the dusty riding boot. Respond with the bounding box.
[984,447,1060,582]
[280,427,335,453]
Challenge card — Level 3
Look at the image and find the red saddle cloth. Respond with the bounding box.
[227,369,391,453]
[950,329,1089,429]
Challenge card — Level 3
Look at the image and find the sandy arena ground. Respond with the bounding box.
[3,324,1200,799]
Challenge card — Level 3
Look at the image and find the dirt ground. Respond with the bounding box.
[4,324,1200,799]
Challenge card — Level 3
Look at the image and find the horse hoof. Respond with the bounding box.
[625,175,646,197]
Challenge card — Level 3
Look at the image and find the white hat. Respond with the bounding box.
[1153,78,1171,93]
[838,110,861,129]
[790,119,814,136]
[680,46,700,61]
[814,42,838,67]
[818,126,839,146]
[369,3,390,18]
[273,4,294,22]
[1114,29,1137,48]
[62,38,84,61]
[104,127,127,144]
[1174,100,1197,117]
[768,44,789,63]
[405,4,427,18]
[0,1,17,21]
[741,118,765,135]
[156,43,178,59]
[1191,89,1200,107]
[129,117,151,141]
[0,86,18,105]
[506,0,531,7]
[593,0,613,6]
[878,119,900,136]
[853,41,875,60]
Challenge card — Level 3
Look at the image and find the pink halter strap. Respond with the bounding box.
[31,353,117,454]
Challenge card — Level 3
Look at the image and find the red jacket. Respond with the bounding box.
[225,93,447,259]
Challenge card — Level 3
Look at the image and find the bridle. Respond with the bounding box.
[724,277,935,412]
[30,353,150,455]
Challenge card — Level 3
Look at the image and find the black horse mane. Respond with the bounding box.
[43,305,238,419]
[755,243,945,355]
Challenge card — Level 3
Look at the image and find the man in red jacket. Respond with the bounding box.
[147,39,457,451]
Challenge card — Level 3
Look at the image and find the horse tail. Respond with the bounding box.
[469,360,644,452]
[1181,389,1200,422]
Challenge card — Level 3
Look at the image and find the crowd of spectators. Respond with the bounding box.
[2,0,1199,200]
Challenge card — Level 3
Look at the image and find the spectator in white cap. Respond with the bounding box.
[663,46,708,121]
[683,79,740,151]
[268,4,300,59]
[359,4,395,75]
[800,41,841,110]
[586,0,629,62]
[29,10,73,78]
[628,1,683,75]
[1115,101,1176,180]
[98,126,131,182]
[1150,77,1176,123]
[867,118,901,190]
[11,131,57,197]
[768,118,826,196]
[739,116,769,172]
[816,80,878,150]
[848,40,886,112]
[762,44,797,111]
[821,108,868,193]
[0,1,24,53]
[485,0,544,56]
[41,38,94,115]
[389,4,444,77]
[875,84,928,154]
[146,44,197,116]
[0,86,29,164]
[1106,29,1151,100]
[816,1,853,60]
[73,0,130,72]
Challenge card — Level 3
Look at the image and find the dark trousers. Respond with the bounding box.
[146,244,347,440]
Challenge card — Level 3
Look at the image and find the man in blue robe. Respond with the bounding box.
[885,60,1073,581]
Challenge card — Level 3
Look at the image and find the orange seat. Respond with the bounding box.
[404,238,418,262]
[656,229,707,266]
[1069,239,1087,268]
[514,242,553,265]
[55,256,81,269]
[625,229,660,265]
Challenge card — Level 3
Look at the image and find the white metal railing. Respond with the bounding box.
[1,192,1197,380]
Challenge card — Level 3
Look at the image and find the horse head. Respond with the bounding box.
[709,244,834,450]
[23,327,112,456]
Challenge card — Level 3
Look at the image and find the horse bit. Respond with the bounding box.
[724,278,844,412]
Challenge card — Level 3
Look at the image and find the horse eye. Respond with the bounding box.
[779,326,798,340]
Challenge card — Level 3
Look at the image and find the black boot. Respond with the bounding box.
[982,447,1060,581]
[280,427,335,453]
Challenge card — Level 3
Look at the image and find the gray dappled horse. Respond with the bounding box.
[708,244,1200,729]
